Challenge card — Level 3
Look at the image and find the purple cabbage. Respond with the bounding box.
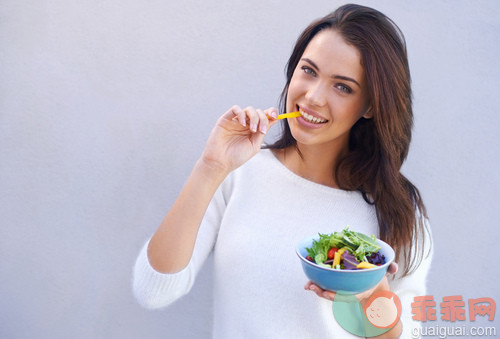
[366,251,385,265]
[342,250,359,270]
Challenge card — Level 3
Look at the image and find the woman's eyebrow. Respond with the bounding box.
[301,57,361,88]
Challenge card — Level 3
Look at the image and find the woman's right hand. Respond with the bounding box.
[148,105,279,273]
[200,105,279,174]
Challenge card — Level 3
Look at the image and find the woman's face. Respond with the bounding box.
[286,29,370,151]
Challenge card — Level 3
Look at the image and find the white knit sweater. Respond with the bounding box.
[133,148,432,338]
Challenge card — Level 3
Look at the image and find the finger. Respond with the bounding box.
[264,107,280,131]
[255,108,269,134]
[233,105,247,127]
[322,290,336,301]
[304,281,314,290]
[304,281,321,295]
[305,282,336,301]
[227,105,243,118]
[306,282,323,297]
[264,107,279,120]
[225,105,246,126]
[244,106,259,133]
[387,262,398,276]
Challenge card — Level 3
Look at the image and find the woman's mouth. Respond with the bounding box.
[298,108,329,124]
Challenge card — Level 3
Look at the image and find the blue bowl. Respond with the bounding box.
[296,235,395,294]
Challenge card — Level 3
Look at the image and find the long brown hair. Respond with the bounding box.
[268,4,429,276]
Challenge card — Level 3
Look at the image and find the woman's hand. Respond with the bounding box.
[148,105,278,273]
[305,262,401,338]
[304,262,399,303]
[200,105,279,174]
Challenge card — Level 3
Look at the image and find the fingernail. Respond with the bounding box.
[271,111,278,119]
[260,125,267,134]
[241,119,246,127]
[250,123,257,132]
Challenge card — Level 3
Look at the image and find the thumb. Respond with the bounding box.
[386,262,398,276]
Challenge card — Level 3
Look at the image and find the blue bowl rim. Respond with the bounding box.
[296,234,395,273]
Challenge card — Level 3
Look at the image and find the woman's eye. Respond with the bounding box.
[336,84,352,94]
[301,66,316,76]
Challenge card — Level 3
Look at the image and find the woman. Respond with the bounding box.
[134,4,432,338]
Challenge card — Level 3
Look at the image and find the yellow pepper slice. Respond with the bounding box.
[357,261,376,269]
[333,251,341,267]
[275,111,301,120]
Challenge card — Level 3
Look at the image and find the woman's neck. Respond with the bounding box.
[274,143,347,188]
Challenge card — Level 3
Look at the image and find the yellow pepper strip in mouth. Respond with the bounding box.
[271,111,301,120]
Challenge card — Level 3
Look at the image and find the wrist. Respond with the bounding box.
[195,157,231,184]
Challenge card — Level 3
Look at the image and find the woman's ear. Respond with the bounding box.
[362,107,373,119]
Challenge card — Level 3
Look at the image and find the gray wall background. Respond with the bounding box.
[1,0,499,338]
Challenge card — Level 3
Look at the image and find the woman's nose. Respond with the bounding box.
[304,81,327,107]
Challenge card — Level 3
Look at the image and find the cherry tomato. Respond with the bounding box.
[327,247,338,260]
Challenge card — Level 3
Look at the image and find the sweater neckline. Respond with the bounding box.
[260,148,357,197]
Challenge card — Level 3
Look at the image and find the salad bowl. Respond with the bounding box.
[296,234,395,295]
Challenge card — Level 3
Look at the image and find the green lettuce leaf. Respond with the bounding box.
[305,226,382,264]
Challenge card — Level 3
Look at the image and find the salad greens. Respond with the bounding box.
[305,226,384,270]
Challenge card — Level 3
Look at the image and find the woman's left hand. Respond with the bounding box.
[305,262,401,338]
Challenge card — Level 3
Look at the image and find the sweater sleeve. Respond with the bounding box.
[132,177,231,309]
[389,218,433,338]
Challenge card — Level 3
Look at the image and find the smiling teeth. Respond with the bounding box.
[299,109,327,124]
